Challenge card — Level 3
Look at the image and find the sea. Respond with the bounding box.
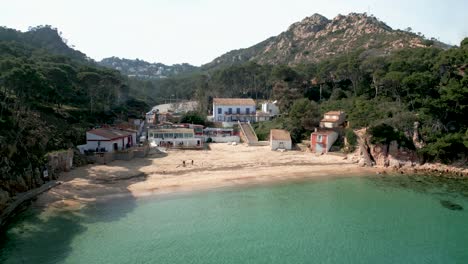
[1,174,467,263]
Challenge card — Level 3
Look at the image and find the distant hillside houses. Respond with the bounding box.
[98,57,198,79]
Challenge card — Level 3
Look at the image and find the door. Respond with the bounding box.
[315,143,323,153]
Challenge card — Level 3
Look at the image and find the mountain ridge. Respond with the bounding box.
[202,12,450,70]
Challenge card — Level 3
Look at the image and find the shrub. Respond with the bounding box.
[345,128,358,152]
[368,123,414,149]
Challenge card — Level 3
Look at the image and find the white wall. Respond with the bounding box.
[213,104,256,122]
[325,132,339,152]
[150,138,202,147]
[84,132,137,153]
[262,103,280,116]
[207,136,240,143]
[321,122,337,128]
[270,140,292,150]
[84,139,121,153]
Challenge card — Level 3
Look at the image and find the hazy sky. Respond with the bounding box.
[2,0,467,66]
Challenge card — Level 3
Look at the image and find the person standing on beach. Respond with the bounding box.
[191,160,194,166]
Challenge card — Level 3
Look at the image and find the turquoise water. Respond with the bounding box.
[1,175,468,263]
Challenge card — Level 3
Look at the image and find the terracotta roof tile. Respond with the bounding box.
[324,111,345,115]
[312,130,338,135]
[213,98,255,106]
[270,129,291,141]
[87,128,135,140]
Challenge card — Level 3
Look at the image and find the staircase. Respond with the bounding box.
[239,121,258,145]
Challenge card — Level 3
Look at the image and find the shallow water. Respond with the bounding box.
[1,175,468,263]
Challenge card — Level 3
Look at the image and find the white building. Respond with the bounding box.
[270,129,292,150]
[80,128,137,153]
[146,109,157,125]
[261,101,280,116]
[212,98,256,123]
[320,111,346,128]
[148,128,203,149]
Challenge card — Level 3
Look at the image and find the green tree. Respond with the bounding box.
[180,111,206,126]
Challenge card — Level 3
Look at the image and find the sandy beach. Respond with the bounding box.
[36,144,377,211]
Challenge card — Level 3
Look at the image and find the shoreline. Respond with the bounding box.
[33,144,377,212]
[26,143,467,216]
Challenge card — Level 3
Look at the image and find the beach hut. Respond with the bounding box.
[310,130,338,154]
[81,128,137,153]
[270,129,292,150]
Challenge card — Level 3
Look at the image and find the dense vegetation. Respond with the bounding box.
[0,26,147,195]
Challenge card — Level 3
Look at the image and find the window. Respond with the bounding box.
[228,108,232,114]
[236,108,240,114]
[317,135,323,142]
[246,108,250,114]
[218,108,222,114]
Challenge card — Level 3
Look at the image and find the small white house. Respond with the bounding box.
[270,129,292,150]
[261,101,280,116]
[212,98,256,123]
[320,111,346,128]
[81,128,137,153]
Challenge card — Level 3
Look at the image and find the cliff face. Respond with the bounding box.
[203,13,449,70]
[348,129,467,177]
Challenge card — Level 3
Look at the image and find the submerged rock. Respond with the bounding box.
[440,200,464,211]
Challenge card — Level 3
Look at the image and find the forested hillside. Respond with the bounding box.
[0,26,148,201]
[99,57,198,79]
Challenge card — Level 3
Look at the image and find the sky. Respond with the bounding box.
[1,0,467,66]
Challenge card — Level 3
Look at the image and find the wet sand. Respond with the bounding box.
[36,144,377,211]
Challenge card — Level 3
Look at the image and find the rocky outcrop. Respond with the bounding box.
[47,148,74,179]
[349,129,467,177]
[0,149,76,227]
[203,13,449,70]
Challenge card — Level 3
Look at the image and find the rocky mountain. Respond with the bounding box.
[0,25,88,61]
[99,57,198,79]
[203,13,449,70]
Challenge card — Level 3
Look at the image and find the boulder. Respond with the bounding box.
[388,156,401,169]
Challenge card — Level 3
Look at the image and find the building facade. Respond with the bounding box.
[270,129,292,150]
[261,101,280,116]
[80,128,137,153]
[310,130,338,154]
[319,111,346,128]
[212,98,256,123]
[148,128,203,149]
